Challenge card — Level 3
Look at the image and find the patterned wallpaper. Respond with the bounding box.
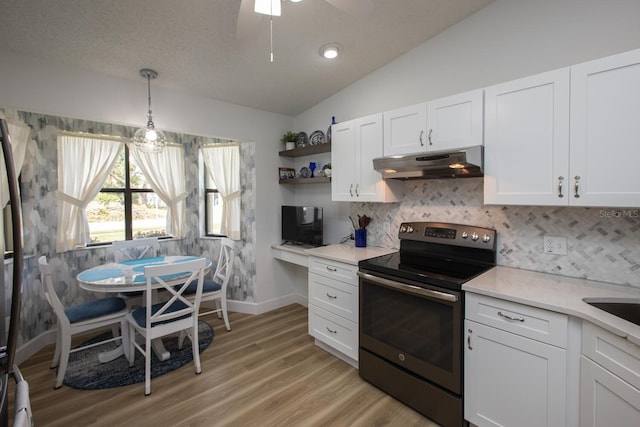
[2,109,257,347]
[352,178,640,288]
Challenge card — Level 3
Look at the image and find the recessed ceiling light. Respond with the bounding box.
[320,43,341,59]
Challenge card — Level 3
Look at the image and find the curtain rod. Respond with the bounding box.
[58,130,126,143]
[200,142,240,148]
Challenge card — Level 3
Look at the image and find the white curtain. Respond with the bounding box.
[0,117,30,208]
[201,143,241,240]
[0,114,31,255]
[56,134,123,252]
[129,143,187,238]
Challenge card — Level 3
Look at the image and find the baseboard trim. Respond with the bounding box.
[227,293,307,315]
[15,329,56,366]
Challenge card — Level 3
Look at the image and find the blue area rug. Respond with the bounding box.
[62,321,214,390]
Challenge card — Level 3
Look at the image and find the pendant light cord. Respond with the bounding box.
[146,73,154,127]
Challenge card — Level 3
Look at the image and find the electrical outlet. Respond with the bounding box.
[544,236,567,255]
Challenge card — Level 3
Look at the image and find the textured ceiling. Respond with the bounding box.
[0,0,494,116]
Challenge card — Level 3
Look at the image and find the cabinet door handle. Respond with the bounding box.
[349,184,353,197]
[467,329,472,350]
[355,184,359,197]
[326,266,337,272]
[498,311,525,322]
[326,326,337,334]
[428,128,433,146]
[574,176,581,198]
[419,130,424,146]
[558,176,564,198]
[326,293,337,299]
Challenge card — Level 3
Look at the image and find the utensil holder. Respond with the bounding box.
[355,229,367,248]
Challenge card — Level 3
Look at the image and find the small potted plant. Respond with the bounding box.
[281,131,298,150]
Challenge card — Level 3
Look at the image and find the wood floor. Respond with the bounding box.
[11,304,436,426]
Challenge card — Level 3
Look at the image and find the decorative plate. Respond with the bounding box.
[309,130,325,145]
[326,125,332,143]
[296,132,308,148]
[299,166,310,178]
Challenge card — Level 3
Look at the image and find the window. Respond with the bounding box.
[204,169,224,236]
[88,145,169,244]
[200,143,241,240]
[56,132,179,252]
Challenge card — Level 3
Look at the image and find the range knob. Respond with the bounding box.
[471,232,479,241]
[461,231,469,239]
[482,234,491,243]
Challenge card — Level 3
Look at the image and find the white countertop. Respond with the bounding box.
[305,243,396,265]
[463,266,640,346]
[271,242,396,266]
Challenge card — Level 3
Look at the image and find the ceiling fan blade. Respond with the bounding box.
[324,0,374,17]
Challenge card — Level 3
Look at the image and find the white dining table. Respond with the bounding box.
[77,255,212,362]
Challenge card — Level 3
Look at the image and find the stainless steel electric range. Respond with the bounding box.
[358,222,497,427]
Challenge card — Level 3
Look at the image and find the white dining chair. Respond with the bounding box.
[126,258,206,396]
[112,237,160,307]
[112,237,159,262]
[38,255,129,389]
[183,238,236,331]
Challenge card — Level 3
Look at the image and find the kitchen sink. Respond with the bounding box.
[583,298,640,327]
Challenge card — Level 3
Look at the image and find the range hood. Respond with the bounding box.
[373,145,484,179]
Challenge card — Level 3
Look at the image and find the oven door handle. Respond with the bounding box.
[357,272,459,303]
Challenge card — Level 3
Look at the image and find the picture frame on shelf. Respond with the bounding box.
[279,167,296,180]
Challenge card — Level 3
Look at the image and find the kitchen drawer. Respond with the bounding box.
[309,272,358,323]
[308,256,358,285]
[308,304,358,361]
[466,293,568,348]
[582,321,640,390]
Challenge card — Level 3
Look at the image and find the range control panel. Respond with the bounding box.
[398,222,496,250]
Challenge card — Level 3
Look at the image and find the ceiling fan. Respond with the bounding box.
[236,0,374,59]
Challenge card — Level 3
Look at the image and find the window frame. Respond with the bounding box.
[86,145,165,246]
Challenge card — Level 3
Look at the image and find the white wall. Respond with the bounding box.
[0,49,296,308]
[295,0,640,131]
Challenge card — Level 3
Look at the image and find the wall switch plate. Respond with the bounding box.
[544,236,567,255]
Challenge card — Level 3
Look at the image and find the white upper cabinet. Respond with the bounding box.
[332,114,403,203]
[383,102,427,155]
[483,68,570,205]
[569,48,640,207]
[427,89,484,151]
[484,46,640,207]
[383,89,484,156]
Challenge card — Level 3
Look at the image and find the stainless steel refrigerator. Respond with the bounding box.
[0,118,32,426]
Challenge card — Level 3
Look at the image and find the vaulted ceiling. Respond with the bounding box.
[0,0,494,116]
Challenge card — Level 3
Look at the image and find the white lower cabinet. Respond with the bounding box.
[307,256,359,365]
[465,293,568,427]
[580,322,640,427]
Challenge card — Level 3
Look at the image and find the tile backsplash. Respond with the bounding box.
[352,177,640,288]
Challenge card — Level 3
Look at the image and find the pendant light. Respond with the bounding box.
[133,68,167,153]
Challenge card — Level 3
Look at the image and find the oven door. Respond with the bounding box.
[358,270,463,394]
